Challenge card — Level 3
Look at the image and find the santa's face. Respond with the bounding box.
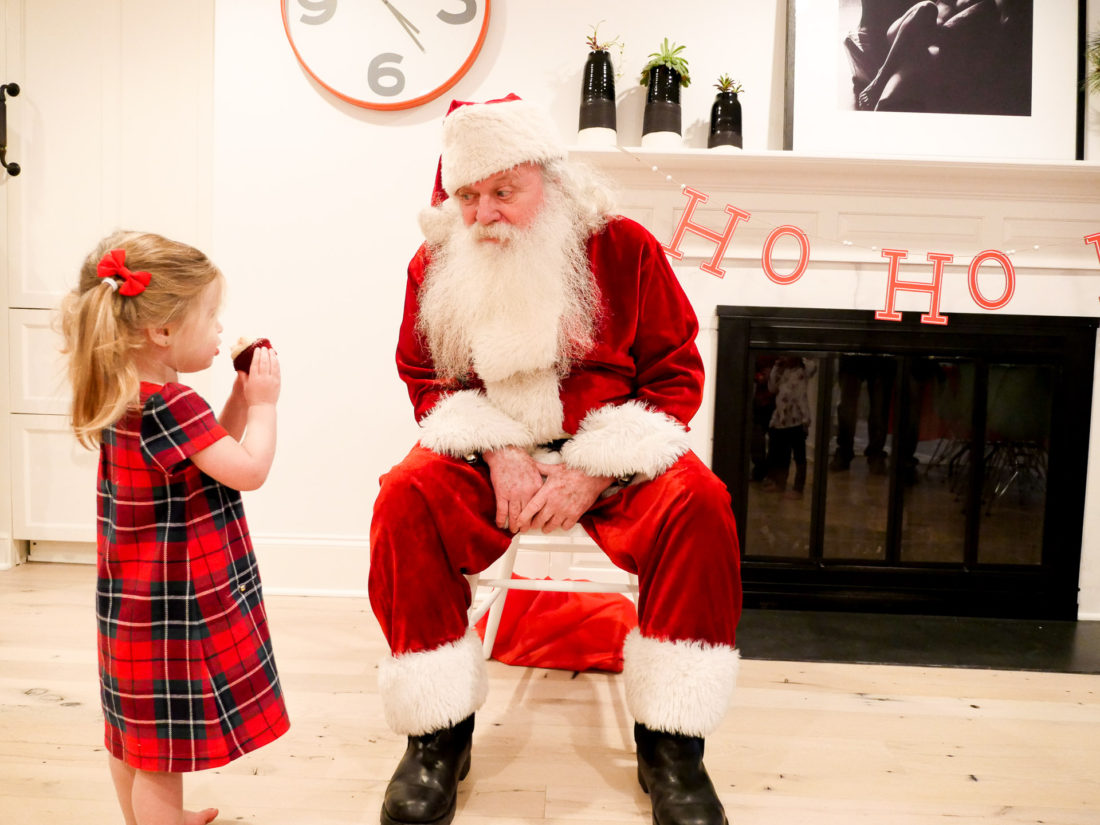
[454,163,545,240]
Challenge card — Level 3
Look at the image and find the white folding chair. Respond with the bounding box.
[467,523,639,659]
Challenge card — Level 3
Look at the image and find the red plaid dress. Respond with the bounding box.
[96,382,289,772]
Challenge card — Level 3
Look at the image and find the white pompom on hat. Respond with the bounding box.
[435,93,566,201]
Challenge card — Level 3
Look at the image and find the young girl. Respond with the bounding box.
[764,355,819,499]
[60,231,289,825]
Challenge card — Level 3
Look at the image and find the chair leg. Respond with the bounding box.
[480,537,520,659]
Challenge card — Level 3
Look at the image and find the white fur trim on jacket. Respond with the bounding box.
[560,400,691,480]
[441,98,566,195]
[623,629,740,737]
[418,389,537,457]
[378,629,489,736]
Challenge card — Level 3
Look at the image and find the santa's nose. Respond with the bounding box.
[475,198,501,224]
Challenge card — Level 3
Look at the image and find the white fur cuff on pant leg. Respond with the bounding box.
[378,628,489,736]
[623,628,740,738]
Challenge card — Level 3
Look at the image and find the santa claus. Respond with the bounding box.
[369,95,742,825]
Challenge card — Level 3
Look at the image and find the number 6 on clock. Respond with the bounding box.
[281,0,491,110]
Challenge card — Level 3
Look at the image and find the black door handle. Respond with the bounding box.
[1,83,21,176]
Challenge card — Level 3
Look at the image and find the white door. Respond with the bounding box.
[3,0,214,566]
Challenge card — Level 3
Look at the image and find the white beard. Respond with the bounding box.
[417,185,599,384]
[416,185,601,443]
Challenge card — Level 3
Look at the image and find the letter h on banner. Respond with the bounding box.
[663,187,751,278]
[875,249,950,325]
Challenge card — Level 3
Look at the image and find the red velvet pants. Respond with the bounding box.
[369,445,742,658]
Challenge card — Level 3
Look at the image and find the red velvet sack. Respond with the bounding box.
[474,575,639,673]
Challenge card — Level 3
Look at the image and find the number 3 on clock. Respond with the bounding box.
[282,0,491,110]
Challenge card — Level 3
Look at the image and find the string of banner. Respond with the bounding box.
[611,145,1100,323]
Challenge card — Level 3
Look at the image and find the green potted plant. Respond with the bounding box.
[578,21,622,145]
[1087,29,1100,96]
[708,74,744,150]
[639,38,690,147]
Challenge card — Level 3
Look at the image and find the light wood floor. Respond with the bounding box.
[2,562,1099,825]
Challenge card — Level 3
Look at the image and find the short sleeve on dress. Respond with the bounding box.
[140,383,229,475]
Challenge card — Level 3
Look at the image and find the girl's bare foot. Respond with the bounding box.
[184,808,219,825]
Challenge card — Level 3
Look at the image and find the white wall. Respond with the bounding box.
[208,0,1100,608]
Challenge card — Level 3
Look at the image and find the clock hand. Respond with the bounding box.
[381,0,425,52]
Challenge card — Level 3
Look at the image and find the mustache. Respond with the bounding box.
[469,221,522,243]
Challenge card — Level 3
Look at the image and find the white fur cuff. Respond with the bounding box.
[378,629,489,736]
[623,629,740,737]
[419,390,536,457]
[560,401,691,479]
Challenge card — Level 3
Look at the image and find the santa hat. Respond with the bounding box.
[431,94,566,205]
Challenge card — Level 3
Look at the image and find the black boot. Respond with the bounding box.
[381,714,474,825]
[635,723,728,825]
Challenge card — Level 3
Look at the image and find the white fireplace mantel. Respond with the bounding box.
[571,146,1100,204]
[570,146,1100,278]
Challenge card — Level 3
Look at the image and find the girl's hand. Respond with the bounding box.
[242,347,280,407]
[197,351,279,491]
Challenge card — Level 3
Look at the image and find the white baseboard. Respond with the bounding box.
[28,540,94,564]
[252,534,370,597]
[20,535,371,597]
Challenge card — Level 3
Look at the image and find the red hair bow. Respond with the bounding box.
[97,248,151,296]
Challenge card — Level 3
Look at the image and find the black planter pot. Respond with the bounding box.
[708,90,743,149]
[642,65,682,141]
[578,49,616,132]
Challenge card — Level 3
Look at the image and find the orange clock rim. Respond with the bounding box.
[281,0,491,112]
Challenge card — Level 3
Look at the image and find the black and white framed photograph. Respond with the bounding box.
[786,0,1085,160]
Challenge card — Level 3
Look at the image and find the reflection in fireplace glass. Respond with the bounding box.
[978,364,1049,565]
[745,352,818,559]
[823,354,894,561]
[743,352,1051,568]
[898,357,971,564]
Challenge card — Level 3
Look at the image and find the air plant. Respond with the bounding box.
[714,74,744,94]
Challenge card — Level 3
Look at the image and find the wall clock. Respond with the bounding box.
[281,0,491,111]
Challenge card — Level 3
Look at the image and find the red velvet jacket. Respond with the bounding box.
[396,216,704,479]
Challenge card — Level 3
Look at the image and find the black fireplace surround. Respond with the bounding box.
[712,307,1098,620]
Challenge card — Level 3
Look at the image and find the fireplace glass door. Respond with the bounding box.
[714,309,1096,619]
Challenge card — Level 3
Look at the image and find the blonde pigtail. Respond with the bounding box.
[60,281,138,447]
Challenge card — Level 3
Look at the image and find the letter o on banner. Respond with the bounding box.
[761,225,810,285]
[967,250,1015,310]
